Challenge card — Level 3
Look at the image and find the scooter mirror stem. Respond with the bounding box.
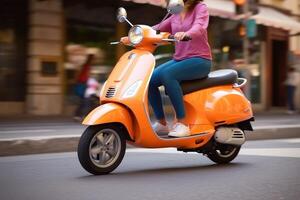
[155,0,184,34]
[155,12,170,34]
[124,18,134,27]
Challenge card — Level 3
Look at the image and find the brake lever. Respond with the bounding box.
[162,38,178,42]
[181,35,192,41]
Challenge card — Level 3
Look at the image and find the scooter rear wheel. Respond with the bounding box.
[207,143,241,164]
[77,124,126,175]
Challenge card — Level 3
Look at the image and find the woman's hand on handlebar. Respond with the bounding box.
[174,32,186,41]
[168,32,192,42]
[174,32,191,41]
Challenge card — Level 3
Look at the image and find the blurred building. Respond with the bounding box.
[0,0,165,116]
[259,0,300,108]
[0,0,300,116]
[204,0,300,111]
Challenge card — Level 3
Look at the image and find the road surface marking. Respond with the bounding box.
[279,138,300,143]
[0,129,54,134]
[0,134,81,141]
[0,147,299,162]
[127,147,300,158]
[254,124,300,130]
[127,148,182,154]
[240,148,300,158]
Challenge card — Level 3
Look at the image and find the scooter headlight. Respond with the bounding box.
[128,26,143,45]
[122,80,142,98]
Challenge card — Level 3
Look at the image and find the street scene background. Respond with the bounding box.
[0,0,300,200]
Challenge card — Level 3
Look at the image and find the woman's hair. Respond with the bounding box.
[185,0,203,11]
[166,0,203,11]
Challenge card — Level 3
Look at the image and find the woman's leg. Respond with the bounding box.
[160,57,211,120]
[148,60,177,121]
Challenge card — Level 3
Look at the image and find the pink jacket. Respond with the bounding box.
[154,3,212,60]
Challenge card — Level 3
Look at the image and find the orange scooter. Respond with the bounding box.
[77,3,254,175]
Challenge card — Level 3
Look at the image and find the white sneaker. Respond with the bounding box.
[152,122,169,133]
[168,123,190,137]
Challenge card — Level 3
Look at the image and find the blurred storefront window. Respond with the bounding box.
[0,1,27,101]
[210,17,262,104]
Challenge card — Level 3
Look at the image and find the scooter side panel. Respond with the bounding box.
[181,85,252,136]
[182,90,215,135]
[100,49,155,103]
[204,86,253,124]
[96,49,158,144]
[82,103,134,140]
[98,49,217,149]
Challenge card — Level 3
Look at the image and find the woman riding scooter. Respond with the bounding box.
[150,0,211,137]
[77,1,254,175]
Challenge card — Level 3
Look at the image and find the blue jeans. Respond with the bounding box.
[149,57,211,120]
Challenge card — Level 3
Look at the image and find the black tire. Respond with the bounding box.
[207,143,241,164]
[77,124,126,175]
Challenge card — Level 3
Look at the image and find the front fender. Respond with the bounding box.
[82,103,134,140]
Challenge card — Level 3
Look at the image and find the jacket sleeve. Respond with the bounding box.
[152,15,173,33]
[185,4,209,38]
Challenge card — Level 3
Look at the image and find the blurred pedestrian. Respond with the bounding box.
[284,67,300,114]
[74,54,94,121]
[83,76,100,114]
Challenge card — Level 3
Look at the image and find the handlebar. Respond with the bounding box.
[110,33,192,46]
[166,34,192,42]
[110,41,121,45]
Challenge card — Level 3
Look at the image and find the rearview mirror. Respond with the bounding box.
[117,7,127,23]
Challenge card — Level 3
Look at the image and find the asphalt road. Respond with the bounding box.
[0,139,299,200]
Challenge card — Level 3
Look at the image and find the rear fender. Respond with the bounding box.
[82,103,134,140]
[205,87,253,124]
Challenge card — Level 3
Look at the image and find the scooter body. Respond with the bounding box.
[77,7,253,175]
[83,47,252,149]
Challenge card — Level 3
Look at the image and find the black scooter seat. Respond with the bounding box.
[180,69,238,95]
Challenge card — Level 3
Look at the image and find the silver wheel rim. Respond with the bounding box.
[215,145,238,158]
[89,129,121,168]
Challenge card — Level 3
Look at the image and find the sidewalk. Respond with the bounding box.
[0,112,299,156]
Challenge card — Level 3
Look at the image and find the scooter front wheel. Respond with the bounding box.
[77,124,126,175]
